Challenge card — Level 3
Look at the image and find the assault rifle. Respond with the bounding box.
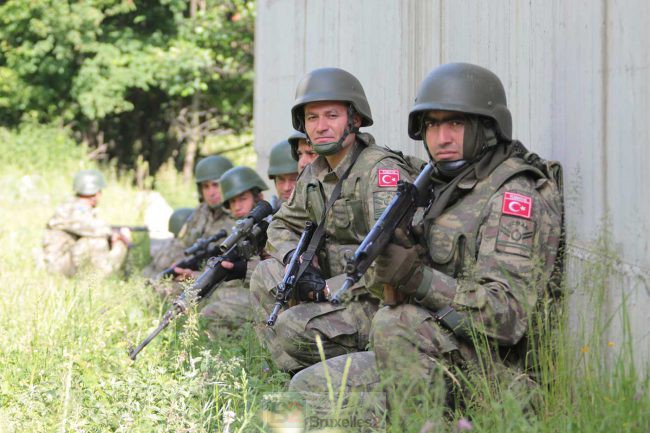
[111,225,149,232]
[153,229,228,281]
[330,162,434,304]
[129,200,274,360]
[266,221,316,327]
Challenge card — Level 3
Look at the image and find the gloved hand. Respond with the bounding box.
[364,228,426,296]
[295,264,328,302]
[221,257,247,281]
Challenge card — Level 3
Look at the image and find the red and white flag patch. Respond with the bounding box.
[502,192,533,219]
[378,169,400,187]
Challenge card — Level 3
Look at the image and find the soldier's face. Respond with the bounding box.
[227,190,260,218]
[296,140,318,171]
[424,110,465,162]
[304,102,359,149]
[273,173,298,202]
[201,180,222,207]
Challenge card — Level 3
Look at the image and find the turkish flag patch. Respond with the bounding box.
[378,169,400,187]
[502,192,533,219]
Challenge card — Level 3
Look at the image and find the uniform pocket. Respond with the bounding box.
[428,225,463,266]
[332,199,350,229]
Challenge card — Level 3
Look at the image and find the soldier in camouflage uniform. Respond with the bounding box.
[267,138,299,207]
[167,155,235,279]
[249,67,419,373]
[288,129,318,172]
[142,207,193,277]
[290,64,564,422]
[150,155,234,298]
[200,166,269,330]
[42,170,132,277]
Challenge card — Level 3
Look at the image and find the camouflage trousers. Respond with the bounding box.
[288,351,386,431]
[44,237,127,277]
[200,283,252,331]
[370,304,539,411]
[250,258,379,372]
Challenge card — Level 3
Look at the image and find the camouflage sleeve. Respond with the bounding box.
[266,172,311,263]
[177,204,207,248]
[48,203,112,238]
[365,156,417,224]
[415,175,562,346]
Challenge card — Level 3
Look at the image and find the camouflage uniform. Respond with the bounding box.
[180,203,255,329]
[367,63,564,408]
[42,197,128,277]
[250,133,417,371]
[370,157,563,395]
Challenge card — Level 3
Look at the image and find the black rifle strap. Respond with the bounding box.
[296,145,363,280]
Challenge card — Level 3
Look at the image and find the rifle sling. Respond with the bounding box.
[296,145,363,282]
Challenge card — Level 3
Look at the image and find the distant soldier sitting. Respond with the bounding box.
[42,169,132,277]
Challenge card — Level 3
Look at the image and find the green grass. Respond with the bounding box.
[0,124,647,432]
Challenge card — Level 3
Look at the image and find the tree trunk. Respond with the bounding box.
[182,0,202,181]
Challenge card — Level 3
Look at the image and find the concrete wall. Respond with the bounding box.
[254,0,650,368]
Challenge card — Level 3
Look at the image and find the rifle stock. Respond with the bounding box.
[330,162,434,304]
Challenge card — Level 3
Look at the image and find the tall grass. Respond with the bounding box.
[0,124,647,432]
[0,125,287,432]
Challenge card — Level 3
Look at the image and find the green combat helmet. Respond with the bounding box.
[408,62,512,141]
[291,67,373,156]
[195,155,234,184]
[194,155,233,203]
[287,129,307,161]
[408,63,512,175]
[73,169,106,196]
[168,208,194,237]
[268,140,298,178]
[220,166,269,203]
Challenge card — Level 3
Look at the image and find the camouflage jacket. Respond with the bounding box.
[42,197,127,276]
[177,202,235,248]
[266,133,418,287]
[414,157,563,347]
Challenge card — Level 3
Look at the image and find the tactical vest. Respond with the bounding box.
[304,146,422,277]
[426,156,564,296]
[425,155,564,369]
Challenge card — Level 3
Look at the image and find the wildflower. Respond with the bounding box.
[458,418,473,431]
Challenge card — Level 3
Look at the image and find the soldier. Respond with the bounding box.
[249,67,419,373]
[267,138,299,205]
[143,207,194,277]
[171,155,235,279]
[290,64,564,424]
[288,129,318,172]
[42,169,132,277]
[200,166,269,330]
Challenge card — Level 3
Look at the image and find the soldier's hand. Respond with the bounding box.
[173,267,197,281]
[295,264,328,302]
[111,227,133,247]
[365,242,425,296]
[221,259,247,281]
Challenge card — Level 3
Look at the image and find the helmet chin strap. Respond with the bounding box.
[306,105,359,156]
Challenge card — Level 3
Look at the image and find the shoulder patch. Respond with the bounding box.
[496,215,536,257]
[502,192,532,219]
[378,169,399,187]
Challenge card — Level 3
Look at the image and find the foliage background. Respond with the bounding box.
[0,0,256,180]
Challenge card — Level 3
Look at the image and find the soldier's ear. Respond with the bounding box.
[353,113,362,128]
